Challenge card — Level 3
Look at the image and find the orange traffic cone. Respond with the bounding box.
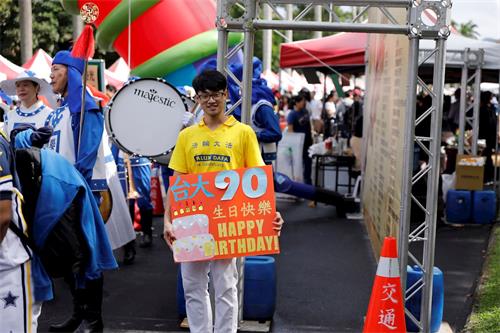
[363,237,406,333]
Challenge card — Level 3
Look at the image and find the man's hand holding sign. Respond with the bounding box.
[163,165,282,262]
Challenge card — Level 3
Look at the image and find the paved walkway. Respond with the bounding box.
[38,200,492,332]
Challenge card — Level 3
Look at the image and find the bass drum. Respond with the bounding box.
[105,78,187,165]
[181,94,196,113]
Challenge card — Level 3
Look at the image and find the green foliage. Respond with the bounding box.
[451,19,480,39]
[0,0,118,67]
[0,0,73,64]
[0,0,19,59]
[466,226,500,332]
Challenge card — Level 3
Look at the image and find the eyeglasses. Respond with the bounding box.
[196,91,225,102]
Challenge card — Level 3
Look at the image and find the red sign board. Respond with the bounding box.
[169,165,279,262]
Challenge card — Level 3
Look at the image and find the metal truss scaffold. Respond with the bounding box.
[216,1,451,332]
[457,49,484,155]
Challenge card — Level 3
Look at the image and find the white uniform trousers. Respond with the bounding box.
[0,260,42,333]
[181,258,238,333]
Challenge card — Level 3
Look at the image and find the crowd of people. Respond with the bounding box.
[0,51,286,333]
[2,45,498,332]
[274,86,365,184]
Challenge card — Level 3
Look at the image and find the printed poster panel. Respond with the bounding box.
[169,165,279,262]
[87,59,105,92]
[362,8,409,255]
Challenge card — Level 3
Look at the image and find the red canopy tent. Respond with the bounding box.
[279,32,366,71]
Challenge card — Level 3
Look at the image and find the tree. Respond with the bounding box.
[0,0,73,64]
[452,19,480,39]
[0,0,118,67]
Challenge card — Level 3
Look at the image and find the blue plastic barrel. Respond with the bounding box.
[405,266,444,333]
[176,268,186,318]
[243,256,276,320]
[472,190,496,224]
[446,190,472,223]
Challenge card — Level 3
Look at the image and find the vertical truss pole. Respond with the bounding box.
[313,5,323,38]
[458,49,483,155]
[241,0,257,125]
[262,3,273,72]
[216,0,229,73]
[421,38,446,333]
[399,36,420,292]
[458,57,468,154]
[471,66,482,155]
[404,2,451,331]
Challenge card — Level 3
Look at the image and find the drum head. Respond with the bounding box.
[106,78,186,161]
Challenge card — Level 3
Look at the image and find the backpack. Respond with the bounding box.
[13,148,89,278]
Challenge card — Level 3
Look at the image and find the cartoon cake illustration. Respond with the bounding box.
[172,214,215,262]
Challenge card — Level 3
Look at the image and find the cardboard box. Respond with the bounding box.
[455,155,485,191]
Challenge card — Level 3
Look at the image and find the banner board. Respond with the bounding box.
[362,8,409,254]
[169,165,279,262]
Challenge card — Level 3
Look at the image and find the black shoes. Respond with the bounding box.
[123,241,136,265]
[80,318,104,333]
[139,233,152,248]
[48,316,83,332]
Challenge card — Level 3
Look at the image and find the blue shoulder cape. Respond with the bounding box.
[31,149,117,301]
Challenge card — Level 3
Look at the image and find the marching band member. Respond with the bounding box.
[45,50,110,198]
[227,57,282,165]
[0,70,54,137]
[41,50,114,333]
[0,128,45,333]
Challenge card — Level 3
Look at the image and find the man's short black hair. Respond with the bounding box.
[192,70,227,93]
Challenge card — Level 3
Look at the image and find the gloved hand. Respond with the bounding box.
[30,126,53,148]
[10,124,53,149]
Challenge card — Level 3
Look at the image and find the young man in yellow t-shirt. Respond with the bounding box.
[164,70,283,333]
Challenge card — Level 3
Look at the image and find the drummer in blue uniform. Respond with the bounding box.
[13,50,116,333]
[11,125,117,332]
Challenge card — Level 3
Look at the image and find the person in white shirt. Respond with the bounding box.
[0,70,54,137]
[309,91,324,135]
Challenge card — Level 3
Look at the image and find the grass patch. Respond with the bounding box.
[465,225,500,333]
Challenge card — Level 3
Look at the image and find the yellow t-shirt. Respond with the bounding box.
[169,116,265,174]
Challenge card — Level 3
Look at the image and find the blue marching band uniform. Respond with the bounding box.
[111,146,154,249]
[0,50,121,332]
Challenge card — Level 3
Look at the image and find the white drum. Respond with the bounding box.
[105,78,187,165]
[181,94,196,113]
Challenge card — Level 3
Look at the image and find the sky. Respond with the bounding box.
[451,0,500,40]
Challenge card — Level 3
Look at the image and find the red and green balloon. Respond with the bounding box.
[61,0,242,86]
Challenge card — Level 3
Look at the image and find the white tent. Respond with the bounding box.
[22,49,53,82]
[420,34,500,82]
[105,57,130,89]
[0,55,23,80]
[104,69,126,89]
[108,58,130,80]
